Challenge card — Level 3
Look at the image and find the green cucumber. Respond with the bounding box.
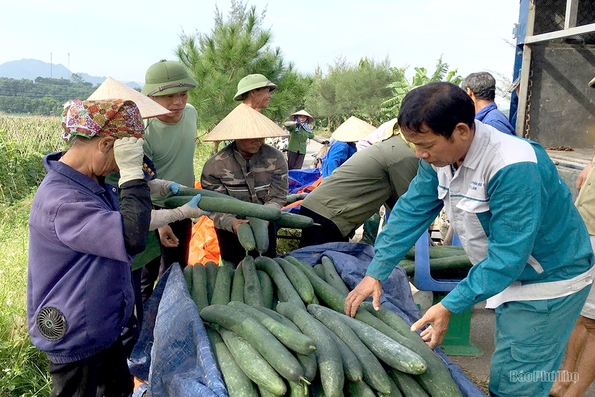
[218,327,286,396]
[210,261,234,305]
[248,217,269,254]
[164,195,282,221]
[183,264,193,294]
[191,264,209,311]
[205,325,258,397]
[320,322,363,382]
[205,261,219,304]
[274,257,316,304]
[171,187,236,200]
[254,256,305,310]
[200,304,306,384]
[288,380,309,397]
[274,212,314,228]
[241,255,263,307]
[405,245,467,260]
[276,302,344,397]
[257,270,274,309]
[285,193,309,204]
[320,255,350,295]
[314,263,326,280]
[307,304,392,394]
[229,301,316,355]
[388,368,428,397]
[296,352,318,383]
[381,374,405,397]
[345,380,376,397]
[333,309,427,375]
[237,223,257,252]
[254,306,302,332]
[230,262,244,302]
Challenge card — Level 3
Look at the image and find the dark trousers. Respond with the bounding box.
[215,223,278,265]
[287,150,306,170]
[49,336,132,397]
[299,206,349,248]
[140,218,192,305]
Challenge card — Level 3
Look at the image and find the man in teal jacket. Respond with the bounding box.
[345,82,594,397]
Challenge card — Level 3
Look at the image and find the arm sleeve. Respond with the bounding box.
[119,179,152,256]
[441,162,543,313]
[265,153,289,209]
[366,160,443,281]
[200,165,238,232]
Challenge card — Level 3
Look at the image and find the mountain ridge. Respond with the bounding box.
[0,59,141,89]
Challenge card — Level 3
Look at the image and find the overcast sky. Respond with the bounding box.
[1,0,520,89]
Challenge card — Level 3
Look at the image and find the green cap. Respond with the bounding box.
[233,74,277,101]
[141,60,198,97]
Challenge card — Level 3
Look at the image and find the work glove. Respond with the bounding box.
[114,137,145,186]
[149,194,207,230]
[147,179,182,198]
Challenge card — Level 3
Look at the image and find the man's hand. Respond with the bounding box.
[576,163,592,190]
[410,302,452,349]
[158,225,179,247]
[344,275,382,317]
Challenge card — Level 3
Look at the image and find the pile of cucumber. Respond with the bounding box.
[184,254,463,397]
[397,245,473,279]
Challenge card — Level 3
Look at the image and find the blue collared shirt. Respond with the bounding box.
[476,102,516,136]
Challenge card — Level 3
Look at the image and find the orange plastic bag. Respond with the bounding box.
[188,181,220,265]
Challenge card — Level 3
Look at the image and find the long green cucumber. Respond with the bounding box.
[241,255,263,306]
[257,270,274,309]
[288,380,309,397]
[200,304,306,384]
[210,261,234,305]
[218,327,286,396]
[388,368,428,397]
[313,263,326,280]
[248,217,269,254]
[205,326,258,397]
[320,255,350,295]
[274,257,316,304]
[381,374,405,397]
[307,304,391,394]
[361,303,462,397]
[405,245,467,260]
[284,255,347,312]
[254,306,302,332]
[237,223,257,252]
[285,192,309,204]
[228,301,316,355]
[191,264,209,311]
[164,195,282,221]
[183,264,193,294]
[334,310,427,375]
[274,212,314,228]
[171,187,237,200]
[319,322,363,382]
[254,256,306,310]
[345,380,377,397]
[205,261,219,304]
[296,352,318,383]
[276,302,344,397]
[230,262,244,302]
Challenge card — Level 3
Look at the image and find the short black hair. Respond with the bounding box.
[397,82,475,139]
[461,72,496,101]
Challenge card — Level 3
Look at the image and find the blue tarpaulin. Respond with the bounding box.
[288,168,321,194]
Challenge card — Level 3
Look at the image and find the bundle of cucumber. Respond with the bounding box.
[397,245,473,279]
[184,254,463,397]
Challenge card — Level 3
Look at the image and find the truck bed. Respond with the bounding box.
[546,148,594,200]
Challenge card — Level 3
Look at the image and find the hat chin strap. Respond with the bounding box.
[148,83,195,96]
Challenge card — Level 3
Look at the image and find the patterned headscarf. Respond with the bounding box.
[61,99,144,143]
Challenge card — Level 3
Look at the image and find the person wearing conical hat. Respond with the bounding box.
[322,116,376,178]
[284,110,317,170]
[139,59,199,305]
[200,75,288,264]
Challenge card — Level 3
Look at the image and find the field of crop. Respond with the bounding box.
[0,114,215,396]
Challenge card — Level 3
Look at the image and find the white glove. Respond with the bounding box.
[149,205,204,230]
[114,137,145,186]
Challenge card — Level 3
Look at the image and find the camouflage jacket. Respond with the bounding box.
[200,142,288,232]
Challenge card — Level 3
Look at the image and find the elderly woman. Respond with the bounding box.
[284,110,315,170]
[27,99,164,396]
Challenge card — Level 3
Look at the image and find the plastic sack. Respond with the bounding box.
[129,264,228,397]
[189,216,220,265]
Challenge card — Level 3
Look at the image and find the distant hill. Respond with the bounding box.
[0,59,141,89]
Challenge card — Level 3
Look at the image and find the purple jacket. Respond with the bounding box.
[27,152,151,364]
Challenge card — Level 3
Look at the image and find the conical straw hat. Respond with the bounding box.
[331,116,376,142]
[87,77,171,119]
[203,103,289,141]
[291,109,314,123]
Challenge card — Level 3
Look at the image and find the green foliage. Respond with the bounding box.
[305,57,397,130]
[176,0,311,130]
[381,55,462,119]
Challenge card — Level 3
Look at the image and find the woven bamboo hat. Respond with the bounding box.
[87,77,171,119]
[331,116,376,142]
[203,103,289,142]
[291,109,314,123]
